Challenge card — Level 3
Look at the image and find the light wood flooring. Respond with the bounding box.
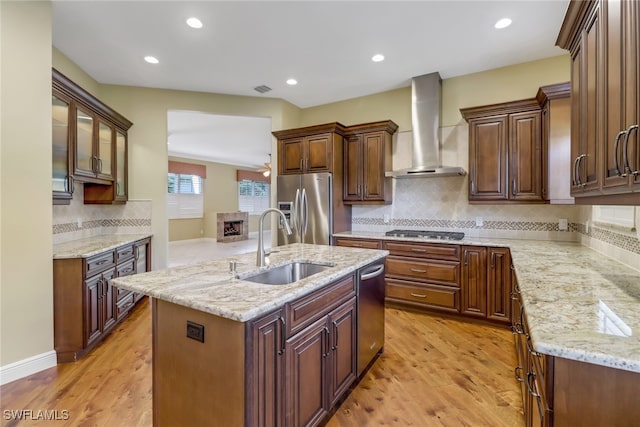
[0,300,523,427]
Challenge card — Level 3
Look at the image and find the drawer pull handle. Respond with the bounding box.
[351,243,363,247]
[95,259,109,265]
[514,366,525,382]
[410,268,427,273]
[410,293,427,298]
[525,371,540,398]
[410,248,427,253]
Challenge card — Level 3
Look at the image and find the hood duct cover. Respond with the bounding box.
[386,72,466,178]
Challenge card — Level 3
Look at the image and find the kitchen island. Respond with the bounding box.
[111,243,388,427]
[335,231,640,426]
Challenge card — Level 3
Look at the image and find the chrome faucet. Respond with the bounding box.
[257,208,292,267]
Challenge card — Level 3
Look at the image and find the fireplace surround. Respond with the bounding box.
[216,212,249,243]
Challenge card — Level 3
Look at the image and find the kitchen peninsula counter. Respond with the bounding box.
[111,243,388,322]
[334,231,640,373]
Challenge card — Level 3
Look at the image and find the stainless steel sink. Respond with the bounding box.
[242,261,333,285]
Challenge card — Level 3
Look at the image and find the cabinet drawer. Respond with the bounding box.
[85,250,116,276]
[116,292,136,319]
[286,274,355,337]
[383,241,460,261]
[117,259,135,277]
[334,238,381,249]
[386,279,459,312]
[386,256,460,287]
[116,244,135,263]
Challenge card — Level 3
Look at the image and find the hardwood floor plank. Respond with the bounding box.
[0,302,523,427]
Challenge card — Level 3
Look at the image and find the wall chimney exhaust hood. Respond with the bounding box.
[386,72,466,178]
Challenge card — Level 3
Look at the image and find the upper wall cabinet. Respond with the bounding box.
[461,100,545,204]
[52,69,133,205]
[343,120,398,205]
[557,0,640,205]
[273,122,347,176]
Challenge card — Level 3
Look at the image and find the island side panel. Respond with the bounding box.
[152,298,246,426]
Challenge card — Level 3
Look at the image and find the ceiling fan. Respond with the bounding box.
[258,154,271,177]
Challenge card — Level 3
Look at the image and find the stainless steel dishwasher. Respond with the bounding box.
[357,260,386,376]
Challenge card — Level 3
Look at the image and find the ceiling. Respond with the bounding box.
[52,0,570,169]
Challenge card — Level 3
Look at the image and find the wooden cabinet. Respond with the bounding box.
[343,121,398,204]
[462,100,545,204]
[557,0,640,204]
[273,123,348,175]
[384,241,462,314]
[53,237,151,362]
[52,68,132,204]
[246,272,358,427]
[461,246,511,325]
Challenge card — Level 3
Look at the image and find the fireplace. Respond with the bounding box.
[216,212,249,243]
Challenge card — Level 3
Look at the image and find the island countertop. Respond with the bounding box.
[334,231,640,373]
[111,243,388,322]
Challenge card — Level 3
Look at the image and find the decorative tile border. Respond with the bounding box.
[53,218,151,235]
[576,223,640,255]
[352,217,579,232]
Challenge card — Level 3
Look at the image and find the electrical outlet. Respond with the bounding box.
[77,218,82,229]
[383,214,390,224]
[559,218,568,231]
[475,217,483,227]
[186,321,205,343]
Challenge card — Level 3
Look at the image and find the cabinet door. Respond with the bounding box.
[327,298,356,408]
[487,248,512,323]
[74,106,95,178]
[343,135,362,201]
[102,269,117,332]
[52,92,73,203]
[96,120,114,181]
[85,274,102,346]
[509,111,543,201]
[306,134,332,173]
[461,246,487,317]
[362,132,386,201]
[285,317,329,427]
[624,0,640,191]
[573,6,602,195]
[249,309,285,427]
[115,131,127,201]
[469,116,509,201]
[279,138,305,175]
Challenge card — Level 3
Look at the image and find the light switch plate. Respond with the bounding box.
[475,217,483,227]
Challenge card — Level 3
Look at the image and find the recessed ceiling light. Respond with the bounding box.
[286,78,298,86]
[494,18,512,29]
[186,17,203,29]
[144,56,159,64]
[372,54,385,62]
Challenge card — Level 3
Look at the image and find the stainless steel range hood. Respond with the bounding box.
[386,72,466,178]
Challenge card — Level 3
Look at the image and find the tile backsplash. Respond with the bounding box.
[53,183,152,244]
[352,177,640,270]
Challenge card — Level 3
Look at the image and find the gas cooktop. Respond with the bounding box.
[385,229,465,241]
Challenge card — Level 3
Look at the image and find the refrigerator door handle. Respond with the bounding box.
[293,188,300,234]
[301,187,309,236]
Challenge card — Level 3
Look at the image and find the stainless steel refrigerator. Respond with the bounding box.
[277,172,333,245]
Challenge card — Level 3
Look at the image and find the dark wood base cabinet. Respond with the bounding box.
[512,282,640,426]
[53,237,151,362]
[152,268,373,427]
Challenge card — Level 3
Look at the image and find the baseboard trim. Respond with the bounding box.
[0,350,57,386]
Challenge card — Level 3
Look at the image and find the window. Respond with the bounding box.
[239,179,270,215]
[167,173,204,219]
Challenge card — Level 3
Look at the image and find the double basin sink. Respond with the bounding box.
[241,261,334,285]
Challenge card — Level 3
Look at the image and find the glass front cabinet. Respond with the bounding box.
[52,68,132,205]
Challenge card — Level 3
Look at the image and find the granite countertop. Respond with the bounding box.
[335,231,640,373]
[53,234,153,259]
[111,243,388,322]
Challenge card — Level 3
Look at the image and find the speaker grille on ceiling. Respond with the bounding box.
[254,85,272,94]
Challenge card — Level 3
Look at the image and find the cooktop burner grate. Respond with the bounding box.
[384,229,465,240]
